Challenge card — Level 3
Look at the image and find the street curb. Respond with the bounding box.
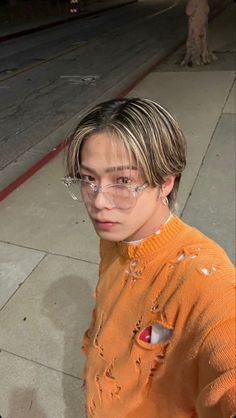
[0,0,137,43]
[0,141,68,201]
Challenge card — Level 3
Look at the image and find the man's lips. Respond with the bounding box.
[93,219,119,228]
[94,219,115,223]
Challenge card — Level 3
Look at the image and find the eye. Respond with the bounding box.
[117,176,132,185]
[81,174,95,182]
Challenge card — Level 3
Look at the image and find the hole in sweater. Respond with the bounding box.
[89,401,96,416]
[151,296,160,312]
[105,365,115,380]
[123,270,130,287]
[133,270,143,278]
[115,385,121,396]
[148,357,160,383]
[97,344,104,358]
[135,356,142,375]
[95,374,103,399]
[94,323,103,349]
[148,343,170,383]
[130,270,144,286]
[129,259,144,281]
[132,318,142,337]
[136,356,142,365]
[201,267,210,276]
[109,385,122,400]
[130,259,138,269]
[199,265,217,276]
[177,252,186,262]
[150,363,159,372]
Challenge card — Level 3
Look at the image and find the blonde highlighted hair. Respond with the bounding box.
[66,98,187,210]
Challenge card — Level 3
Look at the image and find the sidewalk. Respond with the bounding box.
[0,4,235,418]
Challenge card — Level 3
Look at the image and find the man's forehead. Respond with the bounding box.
[81,132,137,169]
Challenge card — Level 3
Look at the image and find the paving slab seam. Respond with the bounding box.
[0,348,83,380]
[181,94,232,217]
[0,240,99,266]
[181,121,223,215]
[0,252,47,313]
[222,78,236,111]
[180,166,204,217]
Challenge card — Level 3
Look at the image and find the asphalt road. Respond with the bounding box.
[0,0,189,188]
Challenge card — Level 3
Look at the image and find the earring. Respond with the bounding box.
[162,196,169,206]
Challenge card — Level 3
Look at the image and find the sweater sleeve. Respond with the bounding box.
[82,240,105,356]
[81,241,104,356]
[196,318,236,418]
[81,308,96,355]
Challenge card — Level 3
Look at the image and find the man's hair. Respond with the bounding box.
[66,97,187,210]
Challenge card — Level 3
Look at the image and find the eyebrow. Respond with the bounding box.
[80,164,138,174]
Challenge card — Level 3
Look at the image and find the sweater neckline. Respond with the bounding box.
[122,213,173,245]
[115,216,186,259]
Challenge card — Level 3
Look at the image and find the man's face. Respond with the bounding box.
[80,132,170,242]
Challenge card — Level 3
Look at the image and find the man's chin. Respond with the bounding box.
[94,226,127,242]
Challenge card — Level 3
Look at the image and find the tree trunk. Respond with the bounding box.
[181,0,217,66]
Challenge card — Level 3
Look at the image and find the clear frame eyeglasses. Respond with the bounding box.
[62,176,149,210]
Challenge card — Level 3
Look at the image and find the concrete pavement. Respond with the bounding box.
[0,4,235,418]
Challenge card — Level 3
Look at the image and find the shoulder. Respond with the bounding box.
[181,226,235,286]
[164,224,235,328]
[173,239,235,330]
[174,219,234,276]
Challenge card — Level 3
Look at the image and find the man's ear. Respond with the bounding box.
[161,176,176,197]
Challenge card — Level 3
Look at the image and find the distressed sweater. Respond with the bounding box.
[82,216,236,418]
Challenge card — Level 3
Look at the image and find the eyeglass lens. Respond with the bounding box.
[69,181,136,209]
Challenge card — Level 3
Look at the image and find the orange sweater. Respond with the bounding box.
[82,216,235,418]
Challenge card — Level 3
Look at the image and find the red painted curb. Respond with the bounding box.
[0,139,70,202]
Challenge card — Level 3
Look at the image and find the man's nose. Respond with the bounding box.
[93,190,114,210]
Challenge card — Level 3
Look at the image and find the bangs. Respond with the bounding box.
[107,126,147,182]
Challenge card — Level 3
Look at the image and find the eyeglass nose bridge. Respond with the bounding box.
[90,183,105,193]
[89,183,116,207]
